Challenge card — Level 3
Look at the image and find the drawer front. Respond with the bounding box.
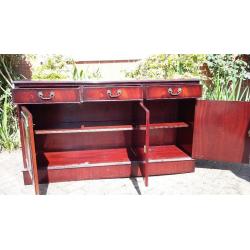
[83,86,143,101]
[12,88,81,104]
[145,85,202,99]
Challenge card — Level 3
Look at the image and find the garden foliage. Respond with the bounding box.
[126,54,250,101]
[125,54,206,79]
[0,55,23,150]
[30,54,72,80]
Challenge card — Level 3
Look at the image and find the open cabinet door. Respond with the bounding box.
[139,102,150,186]
[132,101,150,186]
[20,106,40,194]
[193,100,250,164]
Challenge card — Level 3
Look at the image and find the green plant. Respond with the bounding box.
[125,54,206,79]
[0,92,19,151]
[126,53,250,101]
[0,54,23,150]
[203,54,250,101]
[0,55,23,93]
[72,64,101,80]
[31,54,73,80]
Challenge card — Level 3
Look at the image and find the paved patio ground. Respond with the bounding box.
[0,150,250,195]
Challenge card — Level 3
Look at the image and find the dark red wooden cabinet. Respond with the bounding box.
[12,80,250,194]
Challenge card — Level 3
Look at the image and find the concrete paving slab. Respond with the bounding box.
[0,150,250,195]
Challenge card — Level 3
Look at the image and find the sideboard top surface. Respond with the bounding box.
[13,79,200,88]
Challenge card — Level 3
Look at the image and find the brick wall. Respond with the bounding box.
[16,57,32,80]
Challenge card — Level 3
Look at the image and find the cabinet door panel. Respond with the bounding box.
[21,106,40,194]
[132,102,150,186]
[193,100,250,164]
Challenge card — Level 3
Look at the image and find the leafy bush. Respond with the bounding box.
[126,53,250,101]
[203,54,250,101]
[30,54,73,80]
[30,55,102,80]
[125,54,206,79]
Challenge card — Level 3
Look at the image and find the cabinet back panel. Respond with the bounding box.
[30,102,147,152]
[144,100,178,123]
[176,99,196,155]
[28,102,139,129]
[35,131,134,151]
[31,100,195,151]
[144,100,177,146]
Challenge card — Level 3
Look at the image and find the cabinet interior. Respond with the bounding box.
[25,99,196,168]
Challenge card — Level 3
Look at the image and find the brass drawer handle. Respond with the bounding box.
[168,87,182,96]
[107,89,122,98]
[38,91,55,100]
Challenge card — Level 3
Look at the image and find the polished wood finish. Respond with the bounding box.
[138,101,150,186]
[32,102,146,152]
[38,147,135,168]
[23,145,194,184]
[34,122,189,135]
[20,106,40,194]
[12,79,200,104]
[13,87,80,104]
[83,86,143,101]
[37,144,192,170]
[145,84,202,100]
[23,160,194,185]
[14,79,200,87]
[193,100,250,164]
[176,99,196,155]
[17,106,28,170]
[13,79,250,194]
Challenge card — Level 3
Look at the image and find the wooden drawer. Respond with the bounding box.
[145,84,202,99]
[83,86,143,101]
[12,88,81,104]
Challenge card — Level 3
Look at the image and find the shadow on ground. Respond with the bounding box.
[39,183,49,195]
[196,160,250,182]
[38,179,142,195]
[129,177,142,195]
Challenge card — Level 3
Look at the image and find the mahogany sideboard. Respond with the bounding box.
[12,80,250,194]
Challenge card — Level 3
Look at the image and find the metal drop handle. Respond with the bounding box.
[168,87,182,96]
[38,91,55,100]
[107,89,122,98]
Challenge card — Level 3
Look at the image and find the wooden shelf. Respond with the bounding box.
[134,145,192,163]
[149,122,188,129]
[35,122,189,135]
[37,145,192,169]
[35,124,136,134]
[38,147,135,168]
[148,145,192,162]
